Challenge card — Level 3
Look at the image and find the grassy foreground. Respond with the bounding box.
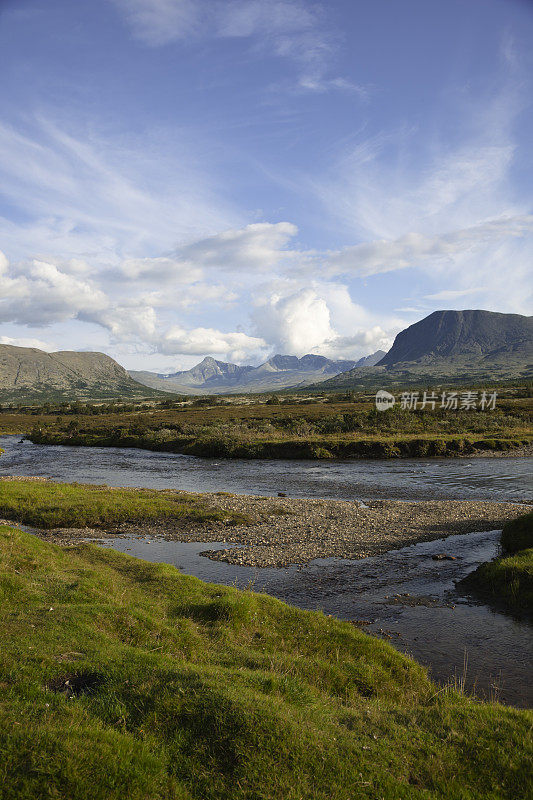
[463,512,533,614]
[0,479,247,529]
[1,525,532,799]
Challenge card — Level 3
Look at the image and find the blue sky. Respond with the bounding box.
[0,0,532,370]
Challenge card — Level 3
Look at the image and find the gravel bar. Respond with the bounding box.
[18,493,532,568]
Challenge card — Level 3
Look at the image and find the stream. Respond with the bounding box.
[1,435,532,707]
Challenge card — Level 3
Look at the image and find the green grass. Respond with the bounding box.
[0,525,532,799]
[0,479,247,529]
[501,511,533,554]
[462,513,533,614]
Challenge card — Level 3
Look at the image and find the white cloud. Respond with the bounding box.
[112,0,356,95]
[250,278,405,360]
[119,256,203,282]
[313,327,393,361]
[89,303,159,343]
[112,0,198,44]
[0,254,108,327]
[0,117,237,264]
[321,215,533,278]
[159,325,266,360]
[252,287,334,356]
[174,222,298,272]
[424,288,487,301]
[0,335,56,351]
[112,0,322,48]
[172,284,238,309]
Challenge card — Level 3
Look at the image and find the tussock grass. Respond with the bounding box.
[462,512,533,613]
[501,511,533,554]
[0,479,247,529]
[0,524,532,799]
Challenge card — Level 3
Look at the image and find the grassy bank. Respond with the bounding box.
[26,410,532,460]
[462,513,533,614]
[0,479,247,529]
[27,429,532,459]
[1,524,532,799]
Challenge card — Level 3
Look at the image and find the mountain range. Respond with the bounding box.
[129,351,386,395]
[1,309,531,403]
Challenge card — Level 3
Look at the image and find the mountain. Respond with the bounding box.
[377,310,532,367]
[354,350,387,368]
[129,353,368,394]
[0,344,159,403]
[316,310,533,390]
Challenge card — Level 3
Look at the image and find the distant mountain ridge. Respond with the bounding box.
[317,310,533,390]
[129,352,382,394]
[0,344,158,402]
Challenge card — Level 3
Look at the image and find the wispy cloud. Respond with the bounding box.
[0,116,238,264]
[424,288,487,302]
[111,0,359,95]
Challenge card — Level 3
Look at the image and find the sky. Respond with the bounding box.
[0,0,532,372]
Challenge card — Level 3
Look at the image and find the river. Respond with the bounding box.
[1,435,532,707]
[1,435,531,502]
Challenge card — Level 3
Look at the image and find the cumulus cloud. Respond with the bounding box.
[250,279,403,360]
[0,254,108,326]
[159,325,266,360]
[252,288,334,356]
[174,222,298,272]
[313,327,393,361]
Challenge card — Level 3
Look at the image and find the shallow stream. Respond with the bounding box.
[2,435,531,706]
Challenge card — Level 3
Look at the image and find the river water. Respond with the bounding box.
[1,435,531,502]
[1,435,532,707]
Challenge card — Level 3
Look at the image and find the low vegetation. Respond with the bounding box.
[1,524,532,799]
[0,389,529,460]
[462,512,533,614]
[0,479,247,529]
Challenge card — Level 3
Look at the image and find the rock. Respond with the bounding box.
[277,492,287,497]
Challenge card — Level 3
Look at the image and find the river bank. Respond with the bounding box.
[27,428,533,460]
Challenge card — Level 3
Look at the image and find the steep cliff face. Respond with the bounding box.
[0,344,155,401]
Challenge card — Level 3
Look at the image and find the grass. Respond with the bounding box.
[0,524,532,799]
[500,511,533,554]
[462,513,533,614]
[12,395,531,460]
[0,479,247,529]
